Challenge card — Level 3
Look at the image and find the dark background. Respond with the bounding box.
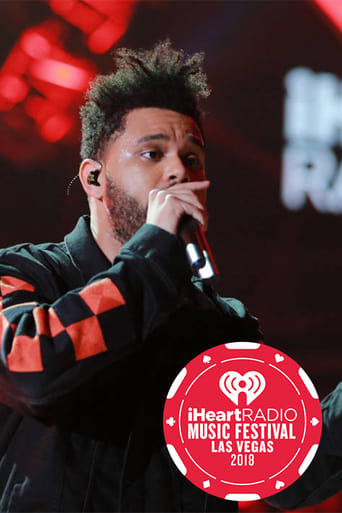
[0,2,341,510]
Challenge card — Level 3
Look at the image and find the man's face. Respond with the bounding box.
[101,107,207,243]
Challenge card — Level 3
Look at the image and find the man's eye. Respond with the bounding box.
[184,153,202,169]
[141,150,163,161]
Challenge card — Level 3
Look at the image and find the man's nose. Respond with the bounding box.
[165,156,190,183]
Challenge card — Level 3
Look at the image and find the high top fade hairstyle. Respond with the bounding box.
[80,40,211,160]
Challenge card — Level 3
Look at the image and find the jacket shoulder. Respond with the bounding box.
[218,296,249,317]
[216,294,263,342]
[0,241,77,300]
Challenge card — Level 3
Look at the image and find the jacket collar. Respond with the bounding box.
[64,216,214,305]
[64,215,111,283]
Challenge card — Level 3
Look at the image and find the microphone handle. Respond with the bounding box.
[178,216,219,281]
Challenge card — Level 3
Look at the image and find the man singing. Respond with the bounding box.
[0,41,261,512]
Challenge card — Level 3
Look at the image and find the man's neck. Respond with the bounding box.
[90,212,123,263]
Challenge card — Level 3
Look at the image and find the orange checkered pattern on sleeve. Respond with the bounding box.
[0,275,126,373]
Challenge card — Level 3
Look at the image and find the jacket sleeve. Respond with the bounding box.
[266,381,342,510]
[0,225,190,419]
[219,296,263,342]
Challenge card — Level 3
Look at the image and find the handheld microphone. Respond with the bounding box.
[179,216,219,281]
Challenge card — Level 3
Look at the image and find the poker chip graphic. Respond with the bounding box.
[163,342,322,501]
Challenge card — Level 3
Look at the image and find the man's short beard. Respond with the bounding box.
[105,174,147,245]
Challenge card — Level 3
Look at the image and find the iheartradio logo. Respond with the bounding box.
[219,371,266,406]
[163,342,322,501]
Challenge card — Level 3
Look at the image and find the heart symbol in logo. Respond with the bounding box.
[275,480,285,490]
[310,417,319,426]
[275,354,285,363]
[219,371,266,406]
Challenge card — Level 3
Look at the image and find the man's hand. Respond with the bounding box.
[146,181,210,235]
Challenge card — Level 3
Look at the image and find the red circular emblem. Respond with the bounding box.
[163,342,322,501]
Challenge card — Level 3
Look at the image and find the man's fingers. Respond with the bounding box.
[150,189,204,211]
[147,181,210,234]
[167,180,210,192]
[150,180,210,206]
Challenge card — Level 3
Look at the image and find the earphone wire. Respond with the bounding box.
[66,174,79,199]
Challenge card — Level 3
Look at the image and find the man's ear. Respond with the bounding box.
[79,159,104,199]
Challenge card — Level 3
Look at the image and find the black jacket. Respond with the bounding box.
[267,381,342,510]
[0,216,261,512]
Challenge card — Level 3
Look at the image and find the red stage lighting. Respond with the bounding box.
[30,59,92,91]
[88,17,127,54]
[313,0,342,34]
[48,0,136,54]
[82,0,132,17]
[49,0,77,16]
[0,0,136,162]
[0,74,28,104]
[40,113,73,142]
[25,95,53,123]
[2,47,29,75]
[49,0,101,34]
[0,17,96,148]
[20,31,51,60]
